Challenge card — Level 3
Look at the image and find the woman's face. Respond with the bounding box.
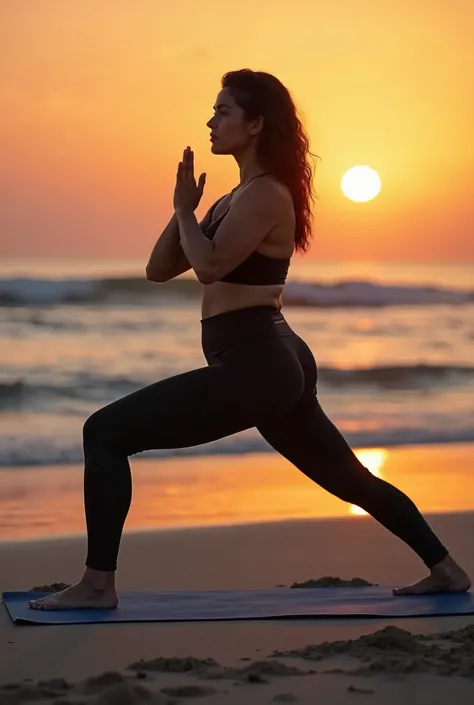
[206,88,261,155]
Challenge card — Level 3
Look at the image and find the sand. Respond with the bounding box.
[2,506,474,704]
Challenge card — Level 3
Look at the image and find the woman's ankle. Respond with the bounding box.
[431,553,463,577]
[82,566,116,591]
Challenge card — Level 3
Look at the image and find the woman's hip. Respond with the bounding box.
[200,305,293,359]
[200,305,317,401]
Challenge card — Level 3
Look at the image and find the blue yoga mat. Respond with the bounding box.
[2,587,474,626]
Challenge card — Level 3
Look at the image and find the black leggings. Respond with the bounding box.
[83,306,449,572]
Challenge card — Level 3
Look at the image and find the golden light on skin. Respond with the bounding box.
[341,165,382,203]
[350,449,388,516]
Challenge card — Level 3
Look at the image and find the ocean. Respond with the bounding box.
[1,258,473,470]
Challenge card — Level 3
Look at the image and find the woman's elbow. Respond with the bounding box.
[195,267,217,285]
[145,265,167,282]
[194,254,223,284]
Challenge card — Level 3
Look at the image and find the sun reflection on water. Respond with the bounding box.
[350,448,388,515]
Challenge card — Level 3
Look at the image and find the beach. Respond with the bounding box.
[2,0,474,696]
[2,443,474,704]
[1,259,474,702]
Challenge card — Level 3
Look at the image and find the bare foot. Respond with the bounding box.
[28,581,118,610]
[393,556,471,596]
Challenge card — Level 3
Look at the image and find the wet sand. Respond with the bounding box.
[2,504,474,704]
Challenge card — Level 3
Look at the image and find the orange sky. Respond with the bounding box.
[1,1,473,263]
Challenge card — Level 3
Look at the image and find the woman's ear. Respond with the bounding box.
[249,115,264,136]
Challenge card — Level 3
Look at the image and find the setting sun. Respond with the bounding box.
[350,449,388,515]
[341,166,382,203]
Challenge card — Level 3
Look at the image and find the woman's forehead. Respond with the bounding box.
[213,87,236,109]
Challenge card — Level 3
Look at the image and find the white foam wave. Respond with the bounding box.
[1,276,473,308]
[283,280,474,307]
[2,425,474,469]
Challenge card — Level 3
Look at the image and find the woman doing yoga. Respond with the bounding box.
[29,69,470,610]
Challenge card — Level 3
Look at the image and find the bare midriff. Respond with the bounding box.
[201,282,284,319]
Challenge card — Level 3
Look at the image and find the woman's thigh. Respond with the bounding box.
[85,357,298,456]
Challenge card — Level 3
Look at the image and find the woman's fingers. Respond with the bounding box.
[182,148,188,173]
[179,147,195,181]
[183,147,194,180]
[197,172,206,192]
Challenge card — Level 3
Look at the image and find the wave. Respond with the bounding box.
[2,363,474,412]
[319,363,474,388]
[2,425,474,468]
[0,276,201,306]
[0,375,141,410]
[283,280,474,307]
[1,276,473,308]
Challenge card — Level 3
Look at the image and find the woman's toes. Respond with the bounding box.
[29,596,49,609]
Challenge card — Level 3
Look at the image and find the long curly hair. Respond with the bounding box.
[221,69,320,253]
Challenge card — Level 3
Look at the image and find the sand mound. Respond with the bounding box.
[271,624,474,679]
[290,576,377,588]
[3,624,474,705]
[126,657,220,674]
[126,657,314,684]
[29,583,71,593]
[160,684,218,697]
[91,682,175,705]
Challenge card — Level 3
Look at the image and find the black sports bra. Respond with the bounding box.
[202,173,291,286]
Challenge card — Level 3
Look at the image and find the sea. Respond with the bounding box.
[1,257,474,471]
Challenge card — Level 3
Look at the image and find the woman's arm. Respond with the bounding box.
[176,180,280,284]
[146,204,217,283]
[145,213,189,282]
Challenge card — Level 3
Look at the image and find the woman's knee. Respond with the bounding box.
[318,462,377,505]
[83,405,119,447]
[338,464,379,505]
[83,402,147,457]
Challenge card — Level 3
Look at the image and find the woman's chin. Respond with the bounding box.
[210,141,226,154]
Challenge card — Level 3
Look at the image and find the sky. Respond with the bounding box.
[1,0,473,263]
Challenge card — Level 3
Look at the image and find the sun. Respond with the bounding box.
[341,165,381,203]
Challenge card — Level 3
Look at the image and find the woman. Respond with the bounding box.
[29,69,470,610]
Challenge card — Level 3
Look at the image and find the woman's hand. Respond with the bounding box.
[173,146,206,214]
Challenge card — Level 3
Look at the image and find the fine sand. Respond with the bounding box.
[2,509,474,704]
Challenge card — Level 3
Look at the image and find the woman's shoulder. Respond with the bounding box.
[234,174,291,205]
[224,176,294,242]
[246,176,294,223]
[255,175,293,209]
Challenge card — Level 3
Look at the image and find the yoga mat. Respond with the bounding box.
[2,587,474,626]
